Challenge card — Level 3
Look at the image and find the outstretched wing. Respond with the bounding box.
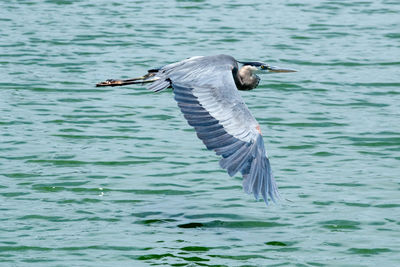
[149,55,279,204]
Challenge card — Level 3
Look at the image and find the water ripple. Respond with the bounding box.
[1,0,399,265]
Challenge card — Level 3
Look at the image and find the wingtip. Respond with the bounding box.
[241,150,280,206]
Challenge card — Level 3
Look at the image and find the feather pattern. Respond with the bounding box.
[147,54,279,204]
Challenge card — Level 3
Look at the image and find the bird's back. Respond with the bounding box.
[148,54,239,92]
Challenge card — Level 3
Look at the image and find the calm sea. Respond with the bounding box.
[1,0,399,266]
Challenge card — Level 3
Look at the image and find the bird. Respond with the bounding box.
[96,54,296,205]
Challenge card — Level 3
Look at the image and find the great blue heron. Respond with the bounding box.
[96,54,296,205]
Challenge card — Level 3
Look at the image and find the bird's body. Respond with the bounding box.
[96,54,296,205]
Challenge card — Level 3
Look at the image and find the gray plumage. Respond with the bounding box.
[96,54,297,205]
[150,55,278,204]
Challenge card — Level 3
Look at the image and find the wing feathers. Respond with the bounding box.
[220,143,252,176]
[151,55,279,205]
[196,127,227,140]
[172,82,279,205]
[215,140,246,157]
[203,135,237,150]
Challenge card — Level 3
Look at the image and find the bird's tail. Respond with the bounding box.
[95,72,158,87]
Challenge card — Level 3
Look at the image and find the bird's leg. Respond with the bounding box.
[96,72,158,87]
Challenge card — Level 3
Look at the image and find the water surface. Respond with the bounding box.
[1,0,400,266]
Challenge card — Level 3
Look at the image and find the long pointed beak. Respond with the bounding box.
[261,65,297,73]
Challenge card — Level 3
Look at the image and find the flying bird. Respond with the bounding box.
[96,54,296,205]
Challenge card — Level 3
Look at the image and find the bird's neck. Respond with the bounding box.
[237,66,259,91]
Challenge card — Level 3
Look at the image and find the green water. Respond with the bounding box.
[1,0,400,266]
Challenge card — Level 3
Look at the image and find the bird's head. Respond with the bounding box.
[238,61,297,73]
